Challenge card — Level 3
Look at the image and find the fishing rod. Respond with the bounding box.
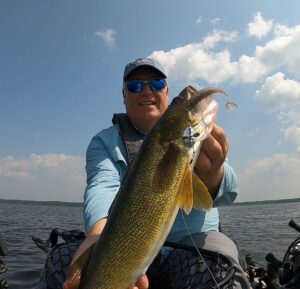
[0,233,8,289]
[245,219,300,289]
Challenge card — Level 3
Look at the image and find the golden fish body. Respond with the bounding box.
[79,86,230,289]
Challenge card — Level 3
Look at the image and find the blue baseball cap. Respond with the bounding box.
[123,57,167,81]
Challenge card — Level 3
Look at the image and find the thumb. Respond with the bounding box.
[134,275,149,289]
[63,264,82,289]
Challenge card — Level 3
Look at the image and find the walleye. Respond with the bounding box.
[79,86,235,289]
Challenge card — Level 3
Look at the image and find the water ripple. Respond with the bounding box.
[0,200,299,288]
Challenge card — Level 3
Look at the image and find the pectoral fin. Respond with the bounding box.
[178,164,194,215]
[192,173,213,210]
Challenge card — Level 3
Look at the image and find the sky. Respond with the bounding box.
[1,0,300,203]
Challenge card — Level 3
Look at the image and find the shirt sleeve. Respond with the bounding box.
[212,159,238,207]
[83,134,122,232]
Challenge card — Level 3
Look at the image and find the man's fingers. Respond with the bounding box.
[210,124,229,156]
[196,150,212,171]
[195,124,229,173]
[201,135,223,167]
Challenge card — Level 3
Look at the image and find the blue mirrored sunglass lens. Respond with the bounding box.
[149,79,166,91]
[126,79,166,93]
[126,80,143,93]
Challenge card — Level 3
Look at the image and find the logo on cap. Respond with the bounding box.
[134,58,155,66]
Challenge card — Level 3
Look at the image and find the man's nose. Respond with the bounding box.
[142,83,152,94]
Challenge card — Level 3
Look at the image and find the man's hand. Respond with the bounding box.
[62,264,81,289]
[133,275,149,289]
[63,220,106,289]
[194,123,228,196]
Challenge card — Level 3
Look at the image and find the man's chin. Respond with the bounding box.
[143,111,161,120]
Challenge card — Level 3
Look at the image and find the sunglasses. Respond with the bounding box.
[125,79,167,93]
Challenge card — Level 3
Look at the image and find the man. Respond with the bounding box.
[63,57,249,289]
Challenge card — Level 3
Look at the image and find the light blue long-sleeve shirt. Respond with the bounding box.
[83,124,238,242]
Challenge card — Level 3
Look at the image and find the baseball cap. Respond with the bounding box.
[123,57,167,81]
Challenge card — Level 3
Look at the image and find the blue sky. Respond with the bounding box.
[1,0,300,202]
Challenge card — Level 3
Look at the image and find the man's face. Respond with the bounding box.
[123,67,169,133]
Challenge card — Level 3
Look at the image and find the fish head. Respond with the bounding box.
[151,85,233,214]
[157,85,228,159]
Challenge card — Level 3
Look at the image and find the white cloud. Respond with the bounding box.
[247,127,262,137]
[255,72,300,150]
[274,24,294,37]
[201,29,238,50]
[283,125,300,152]
[149,29,266,85]
[157,17,300,87]
[210,18,221,25]
[0,154,85,202]
[95,28,116,48]
[151,47,236,84]
[195,16,202,25]
[235,55,268,83]
[255,24,300,77]
[251,20,300,152]
[247,12,273,39]
[237,154,300,202]
[255,72,300,112]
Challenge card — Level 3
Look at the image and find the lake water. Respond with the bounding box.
[0,200,299,288]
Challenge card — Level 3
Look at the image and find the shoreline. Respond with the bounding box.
[1,197,299,207]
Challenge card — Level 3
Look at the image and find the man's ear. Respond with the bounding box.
[166,85,169,102]
[122,88,126,105]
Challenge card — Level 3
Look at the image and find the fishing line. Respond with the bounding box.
[180,208,221,289]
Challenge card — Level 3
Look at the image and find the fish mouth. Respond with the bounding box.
[186,87,228,112]
[186,86,237,115]
[182,86,235,140]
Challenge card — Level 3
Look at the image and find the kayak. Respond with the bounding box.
[33,220,300,289]
[32,228,236,289]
